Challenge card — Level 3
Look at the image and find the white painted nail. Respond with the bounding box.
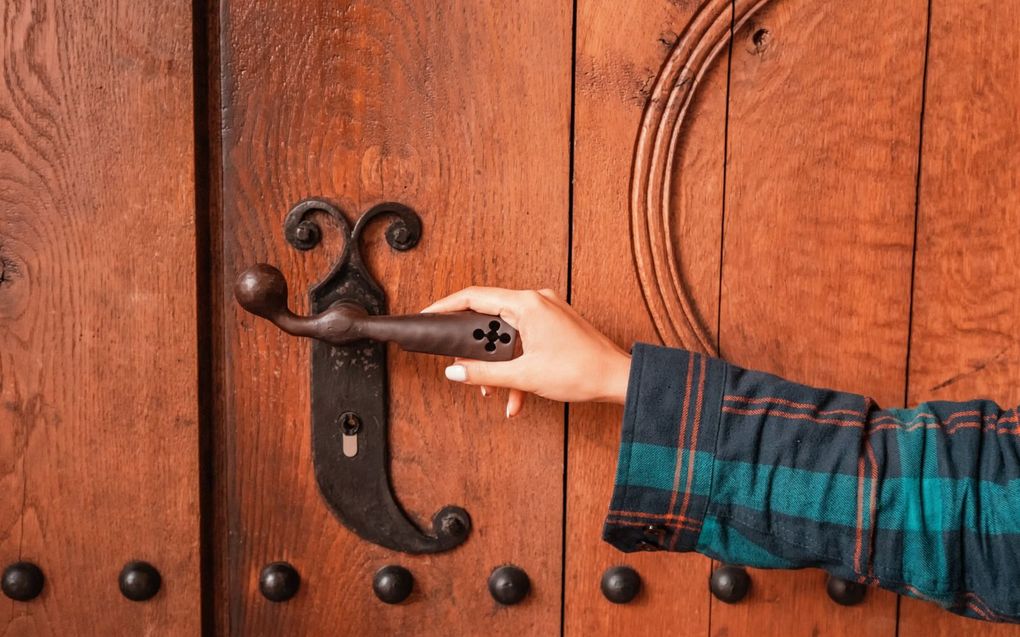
[445,365,467,382]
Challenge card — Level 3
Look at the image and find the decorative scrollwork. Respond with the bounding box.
[283,198,423,303]
[283,198,351,252]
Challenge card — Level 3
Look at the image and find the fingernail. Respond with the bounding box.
[480,387,488,397]
[505,404,511,419]
[445,365,467,382]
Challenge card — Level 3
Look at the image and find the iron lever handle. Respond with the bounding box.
[235,263,518,361]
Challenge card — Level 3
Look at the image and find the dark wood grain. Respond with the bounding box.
[899,1,1020,635]
[714,0,927,634]
[567,0,729,634]
[217,1,570,634]
[0,1,200,634]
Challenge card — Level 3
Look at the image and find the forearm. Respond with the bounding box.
[603,343,1020,623]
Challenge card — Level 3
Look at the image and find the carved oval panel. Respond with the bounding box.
[631,0,773,356]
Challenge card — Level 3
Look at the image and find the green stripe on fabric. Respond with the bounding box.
[887,418,942,480]
[618,444,859,524]
[619,443,1020,534]
[612,438,635,489]
[900,527,948,591]
[879,476,1020,535]
[712,459,862,527]
[615,442,712,493]
[696,515,795,568]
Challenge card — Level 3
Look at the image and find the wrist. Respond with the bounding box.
[600,350,632,404]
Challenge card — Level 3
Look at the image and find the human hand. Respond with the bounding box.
[420,287,632,418]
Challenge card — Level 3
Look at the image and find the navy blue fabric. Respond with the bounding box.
[603,343,1020,623]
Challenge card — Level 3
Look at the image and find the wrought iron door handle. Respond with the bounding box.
[235,263,518,361]
[234,198,478,554]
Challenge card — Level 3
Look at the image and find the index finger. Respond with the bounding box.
[420,286,529,325]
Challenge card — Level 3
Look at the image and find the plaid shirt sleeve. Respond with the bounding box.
[603,343,1020,623]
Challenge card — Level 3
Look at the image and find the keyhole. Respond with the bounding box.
[339,412,361,435]
[339,412,361,458]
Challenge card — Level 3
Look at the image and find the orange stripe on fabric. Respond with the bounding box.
[873,409,980,427]
[605,517,701,531]
[672,354,707,550]
[664,355,695,525]
[870,420,1020,436]
[730,395,1020,435]
[854,453,865,577]
[724,395,865,417]
[964,592,1001,621]
[966,602,992,621]
[945,421,981,434]
[865,438,879,579]
[607,509,701,524]
[722,406,863,427]
[904,584,931,601]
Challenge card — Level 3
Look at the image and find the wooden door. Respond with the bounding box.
[570,0,1020,636]
[0,1,201,634]
[213,1,570,635]
[4,1,1020,635]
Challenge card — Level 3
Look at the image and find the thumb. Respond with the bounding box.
[444,359,524,389]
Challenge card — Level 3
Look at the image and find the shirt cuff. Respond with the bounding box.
[602,343,726,552]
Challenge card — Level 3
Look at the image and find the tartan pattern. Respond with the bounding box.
[603,343,1020,623]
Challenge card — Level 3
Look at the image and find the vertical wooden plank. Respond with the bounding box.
[568,0,728,634]
[900,1,1020,635]
[716,0,926,634]
[0,1,200,634]
[218,2,570,634]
